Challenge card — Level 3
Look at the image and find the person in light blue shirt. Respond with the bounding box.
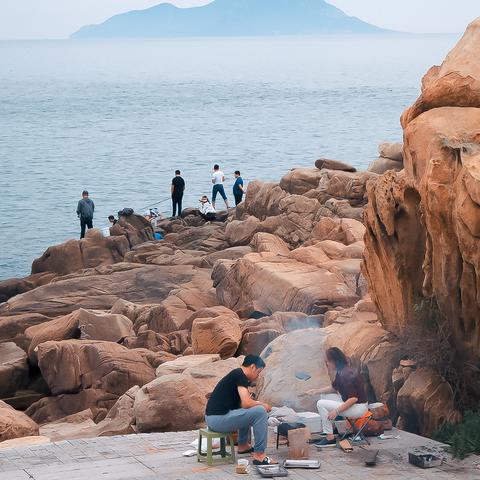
[233,170,245,206]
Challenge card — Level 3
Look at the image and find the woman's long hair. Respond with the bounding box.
[326,347,348,371]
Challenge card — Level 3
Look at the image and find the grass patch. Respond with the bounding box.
[433,411,480,459]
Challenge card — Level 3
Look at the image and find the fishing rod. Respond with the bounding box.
[138,197,172,212]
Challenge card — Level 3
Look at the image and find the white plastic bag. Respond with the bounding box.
[190,437,220,453]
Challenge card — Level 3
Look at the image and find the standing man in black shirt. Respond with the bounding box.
[205,355,275,466]
[171,170,185,218]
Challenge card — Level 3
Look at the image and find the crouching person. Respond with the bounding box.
[205,355,276,465]
[311,347,368,446]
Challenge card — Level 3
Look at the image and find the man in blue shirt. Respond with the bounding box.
[233,170,245,206]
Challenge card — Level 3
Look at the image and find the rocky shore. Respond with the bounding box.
[0,17,479,447]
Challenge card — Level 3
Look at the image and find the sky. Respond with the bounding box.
[0,0,478,40]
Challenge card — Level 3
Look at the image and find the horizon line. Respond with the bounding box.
[0,31,463,42]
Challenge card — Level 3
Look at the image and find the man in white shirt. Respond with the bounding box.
[211,164,229,209]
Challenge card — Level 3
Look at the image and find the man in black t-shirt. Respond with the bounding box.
[205,355,275,466]
[171,170,185,217]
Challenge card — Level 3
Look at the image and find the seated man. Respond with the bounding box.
[308,347,368,446]
[198,195,217,221]
[205,355,275,465]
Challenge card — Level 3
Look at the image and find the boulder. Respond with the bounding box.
[0,313,51,351]
[111,213,154,247]
[123,330,171,353]
[26,311,79,363]
[257,328,332,411]
[271,195,322,247]
[134,357,242,433]
[396,368,461,436]
[39,409,97,442]
[250,232,290,256]
[242,181,288,220]
[378,142,403,162]
[134,374,206,432]
[26,308,133,364]
[96,385,140,437]
[191,307,242,358]
[32,230,131,276]
[0,342,29,397]
[126,244,204,267]
[0,400,39,442]
[305,170,376,208]
[368,157,403,175]
[0,263,205,319]
[312,240,364,260]
[138,274,216,334]
[214,252,360,316]
[322,198,365,221]
[155,354,220,376]
[279,168,323,195]
[36,340,155,396]
[169,223,228,252]
[401,17,480,126]
[225,216,263,246]
[26,389,118,424]
[315,158,357,172]
[307,217,365,246]
[201,246,252,268]
[0,272,57,303]
[77,309,133,342]
[238,312,322,356]
[110,298,154,324]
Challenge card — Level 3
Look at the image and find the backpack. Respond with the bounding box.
[118,208,134,217]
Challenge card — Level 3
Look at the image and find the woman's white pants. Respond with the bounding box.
[316,393,368,435]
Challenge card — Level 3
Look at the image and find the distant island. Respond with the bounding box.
[71,0,392,39]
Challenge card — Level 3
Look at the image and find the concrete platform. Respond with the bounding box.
[0,428,478,480]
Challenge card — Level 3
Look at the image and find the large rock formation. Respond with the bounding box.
[363,17,480,427]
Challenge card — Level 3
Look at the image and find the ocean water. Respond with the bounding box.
[0,34,459,281]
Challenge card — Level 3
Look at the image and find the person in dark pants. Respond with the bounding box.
[76,190,94,239]
[171,170,185,217]
[211,164,229,210]
[233,170,245,206]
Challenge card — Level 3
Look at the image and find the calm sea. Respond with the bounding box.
[0,34,459,281]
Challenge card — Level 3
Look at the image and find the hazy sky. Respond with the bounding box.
[1,0,479,40]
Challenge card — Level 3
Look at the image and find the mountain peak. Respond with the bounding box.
[71,0,390,39]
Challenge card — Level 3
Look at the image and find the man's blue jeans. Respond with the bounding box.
[206,406,268,453]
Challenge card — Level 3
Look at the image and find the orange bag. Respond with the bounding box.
[352,412,384,437]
